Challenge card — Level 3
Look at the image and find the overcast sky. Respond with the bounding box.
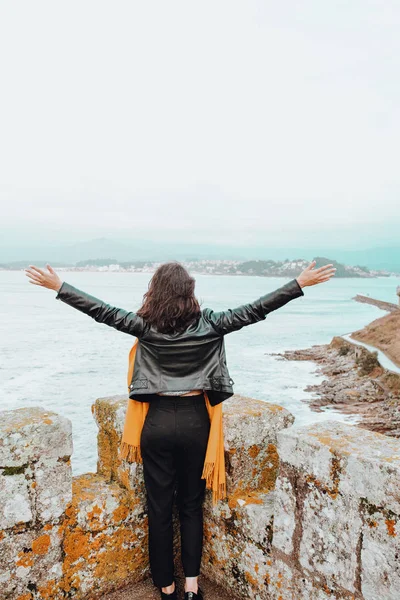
[0,1,399,250]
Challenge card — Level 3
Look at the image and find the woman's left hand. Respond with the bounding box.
[25,264,63,292]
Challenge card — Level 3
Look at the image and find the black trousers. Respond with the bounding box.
[140,393,211,587]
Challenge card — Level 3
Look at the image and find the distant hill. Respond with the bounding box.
[181,257,387,278]
[231,257,374,278]
[1,255,394,278]
[0,237,399,273]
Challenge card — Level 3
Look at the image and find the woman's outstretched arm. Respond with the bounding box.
[25,264,145,337]
[204,260,336,335]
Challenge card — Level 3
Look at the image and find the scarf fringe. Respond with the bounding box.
[202,461,227,504]
[212,482,226,504]
[119,441,143,463]
[201,460,215,484]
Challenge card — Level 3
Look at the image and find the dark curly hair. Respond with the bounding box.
[136,262,201,334]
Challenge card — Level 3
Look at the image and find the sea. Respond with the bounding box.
[1,270,399,476]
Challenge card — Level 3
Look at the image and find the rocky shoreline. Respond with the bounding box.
[274,336,400,437]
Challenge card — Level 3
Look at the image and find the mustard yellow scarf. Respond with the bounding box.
[118,339,227,505]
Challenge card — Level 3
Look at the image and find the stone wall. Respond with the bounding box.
[0,405,148,599]
[1,396,399,599]
[270,421,400,600]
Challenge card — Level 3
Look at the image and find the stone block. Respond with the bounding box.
[0,407,73,468]
[339,439,400,516]
[277,421,346,490]
[274,420,400,599]
[277,420,400,514]
[361,507,400,600]
[0,469,33,529]
[221,395,294,502]
[201,492,274,600]
[0,469,149,600]
[299,487,361,592]
[269,559,335,600]
[271,475,296,556]
[59,473,148,599]
[34,457,72,522]
[0,523,63,599]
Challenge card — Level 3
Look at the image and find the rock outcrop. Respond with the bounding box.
[276,336,400,438]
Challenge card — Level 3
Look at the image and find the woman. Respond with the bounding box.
[25,259,335,599]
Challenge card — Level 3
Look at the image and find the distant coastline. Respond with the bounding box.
[1,256,398,277]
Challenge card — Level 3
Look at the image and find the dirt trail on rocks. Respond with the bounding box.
[351,310,400,368]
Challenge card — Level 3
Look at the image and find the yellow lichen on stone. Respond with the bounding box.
[118,467,132,490]
[92,527,148,583]
[72,474,98,502]
[239,408,262,417]
[32,533,51,555]
[87,503,103,522]
[257,443,279,493]
[248,444,260,458]
[16,549,34,568]
[305,454,342,499]
[385,519,397,537]
[203,522,222,566]
[328,456,341,499]
[63,528,91,566]
[267,404,284,412]
[94,399,125,482]
[54,471,149,597]
[37,579,59,600]
[4,407,57,432]
[97,429,114,480]
[112,504,130,523]
[245,569,259,587]
[227,443,279,507]
[308,432,352,456]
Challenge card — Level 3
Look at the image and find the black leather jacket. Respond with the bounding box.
[56,278,304,406]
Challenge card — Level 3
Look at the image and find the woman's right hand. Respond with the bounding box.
[25,263,64,292]
[296,260,336,288]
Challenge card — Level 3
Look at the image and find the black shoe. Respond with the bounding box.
[184,587,204,600]
[160,579,178,599]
